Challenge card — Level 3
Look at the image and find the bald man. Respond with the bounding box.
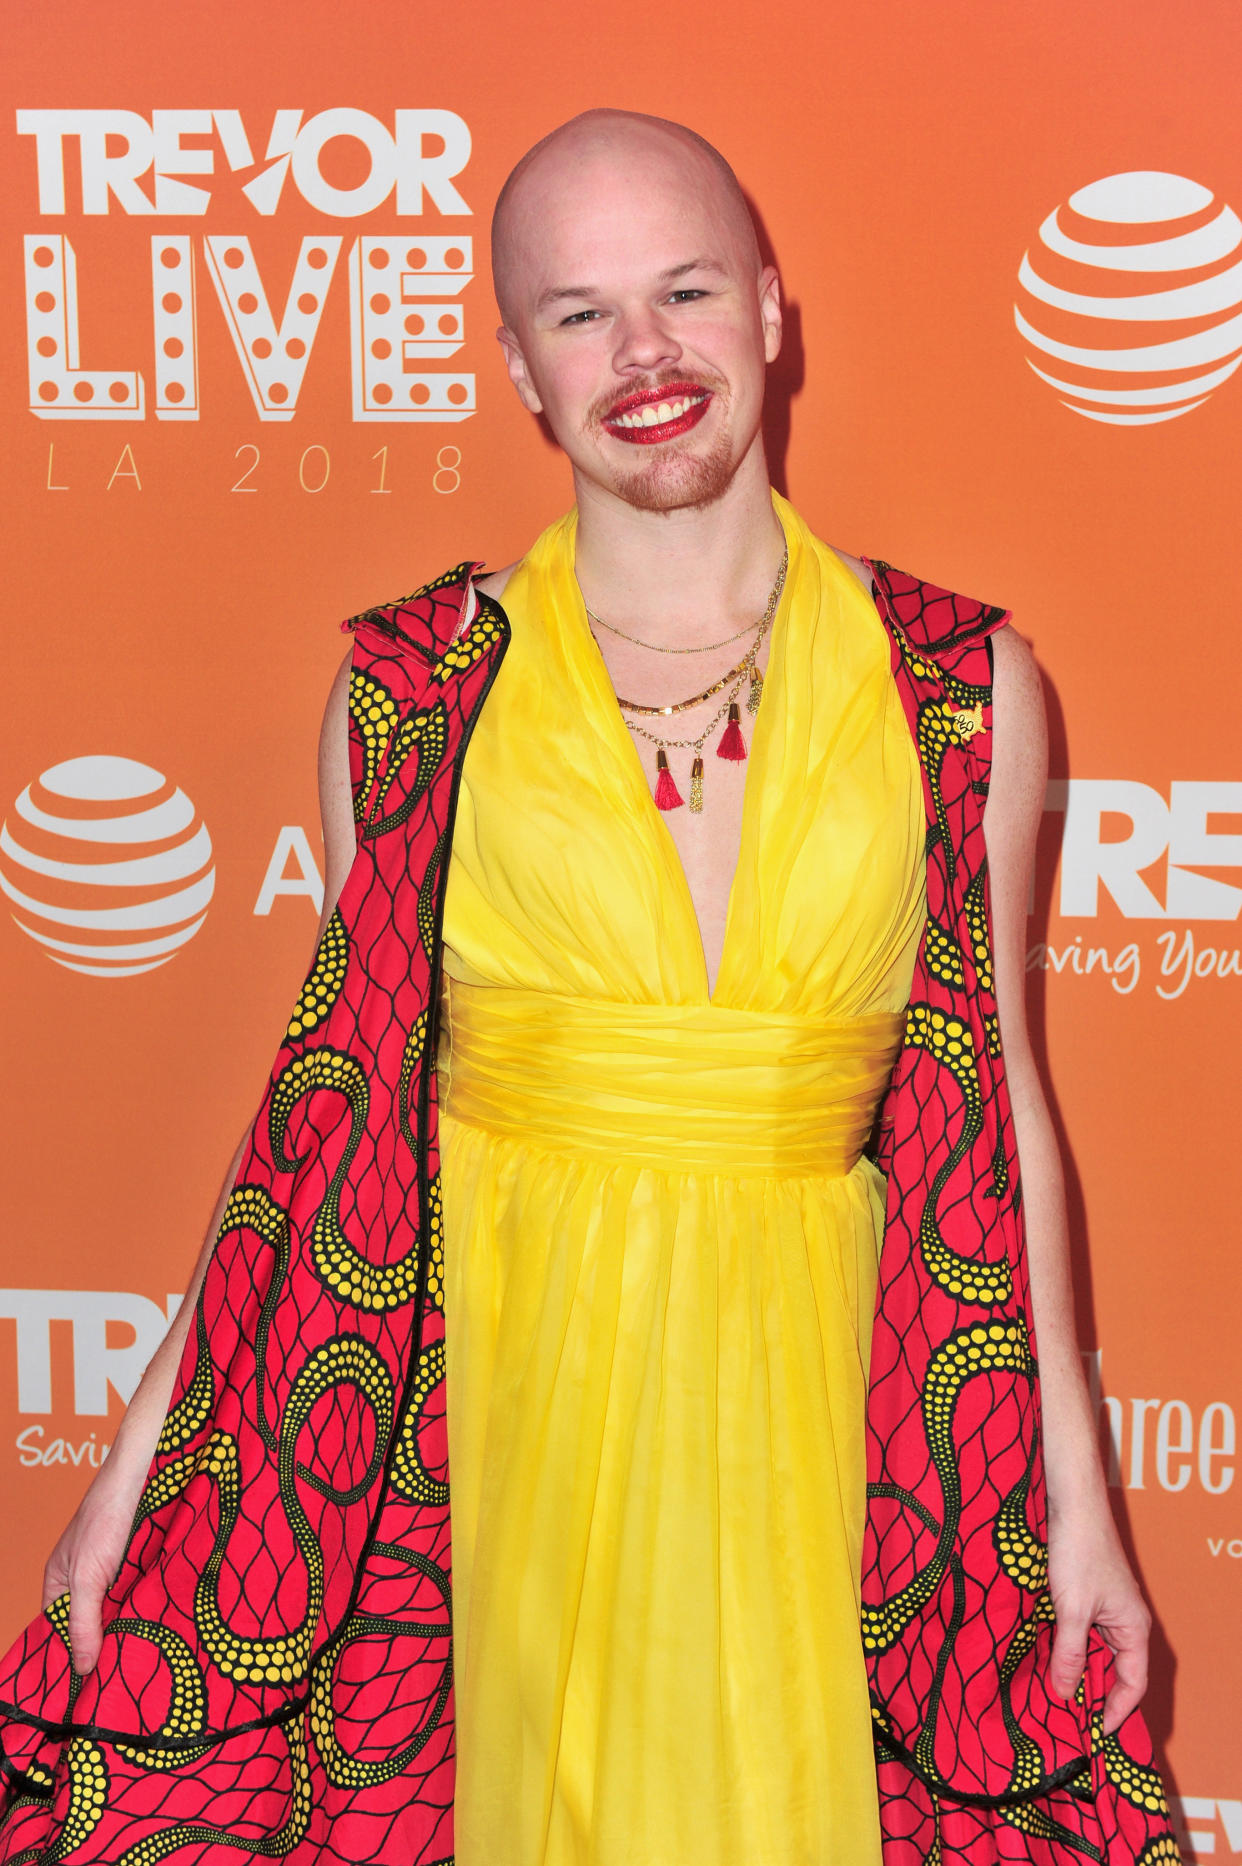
[3,109,1173,1866]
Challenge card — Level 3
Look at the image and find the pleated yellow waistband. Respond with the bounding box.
[438,982,906,1178]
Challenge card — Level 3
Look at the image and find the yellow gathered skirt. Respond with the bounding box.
[437,494,926,1865]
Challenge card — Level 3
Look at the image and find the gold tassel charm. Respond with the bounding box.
[747,663,763,715]
[689,756,704,813]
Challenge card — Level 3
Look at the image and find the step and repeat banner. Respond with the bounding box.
[2,0,1239,1851]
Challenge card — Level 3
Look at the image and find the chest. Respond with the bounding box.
[439,576,925,1018]
[595,629,771,997]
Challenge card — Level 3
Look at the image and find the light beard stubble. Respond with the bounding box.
[610,422,738,514]
[587,373,737,515]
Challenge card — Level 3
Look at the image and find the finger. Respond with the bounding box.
[1049,1613,1090,1701]
[41,1556,69,1614]
[1101,1635,1149,1736]
[67,1581,104,1676]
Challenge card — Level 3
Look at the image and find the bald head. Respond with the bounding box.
[491,109,761,330]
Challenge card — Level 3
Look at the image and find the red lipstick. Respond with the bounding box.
[602,382,713,445]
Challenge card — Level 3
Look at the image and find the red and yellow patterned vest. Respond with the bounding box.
[0,556,1177,1865]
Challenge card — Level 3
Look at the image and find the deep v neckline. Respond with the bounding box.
[565,528,792,1008]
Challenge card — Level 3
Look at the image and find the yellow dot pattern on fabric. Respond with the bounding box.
[44,1591,71,1646]
[997,1601,1057,1797]
[309,1619,420,1790]
[417,832,447,962]
[399,1012,428,1154]
[113,1624,210,1768]
[924,1323,1031,1439]
[1137,1840,1185,1864]
[1000,1798,1077,1845]
[193,1430,309,1684]
[270,1049,420,1311]
[892,625,938,683]
[136,1444,203,1520]
[192,1338,394,1688]
[348,670,400,823]
[288,910,349,1040]
[432,607,503,681]
[924,917,966,988]
[389,1340,448,1507]
[994,1492,1048,1593]
[1103,1733,1171,1816]
[55,1741,108,1858]
[903,1007,1012,1305]
[365,706,450,834]
[410,564,474,597]
[155,1307,215,1456]
[864,1321,1037,1656]
[109,1725,312,1861]
[905,1005,974,1069]
[425,1176,444,1311]
[965,870,994,994]
[861,1560,944,1658]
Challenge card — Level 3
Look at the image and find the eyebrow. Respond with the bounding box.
[534,257,729,313]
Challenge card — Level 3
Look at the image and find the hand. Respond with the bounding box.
[1046,1497,1151,1737]
[41,1433,153,1676]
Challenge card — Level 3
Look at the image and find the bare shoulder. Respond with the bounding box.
[984,621,1047,909]
[475,563,519,602]
[316,649,356,935]
[989,624,1047,805]
[321,646,353,746]
[982,625,1048,1065]
[990,622,1043,720]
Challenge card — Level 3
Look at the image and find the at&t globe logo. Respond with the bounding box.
[1015,170,1242,423]
[0,756,214,976]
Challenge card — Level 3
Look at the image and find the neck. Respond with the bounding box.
[572,446,786,646]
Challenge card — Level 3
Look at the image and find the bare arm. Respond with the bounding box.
[45,647,359,1673]
[44,1125,253,1671]
[315,648,358,939]
[984,625,1150,1734]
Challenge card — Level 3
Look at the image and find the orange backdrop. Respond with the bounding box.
[2,1,1240,1854]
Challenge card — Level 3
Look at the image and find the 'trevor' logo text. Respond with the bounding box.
[1048,780,1242,919]
[16,108,477,424]
[15,110,472,217]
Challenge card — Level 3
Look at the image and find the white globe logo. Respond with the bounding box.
[1015,170,1242,423]
[0,756,214,977]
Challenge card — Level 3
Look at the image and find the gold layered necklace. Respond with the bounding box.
[582,544,788,814]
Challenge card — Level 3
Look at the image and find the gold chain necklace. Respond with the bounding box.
[586,545,788,815]
[626,672,749,814]
[582,605,762,655]
[614,637,760,715]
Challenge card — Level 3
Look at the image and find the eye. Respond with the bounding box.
[559,308,603,327]
[666,288,708,304]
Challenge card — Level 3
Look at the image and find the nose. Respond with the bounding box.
[612,300,682,375]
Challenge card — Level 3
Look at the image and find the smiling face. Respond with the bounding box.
[493,113,782,515]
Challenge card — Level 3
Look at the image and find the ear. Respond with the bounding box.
[758,266,782,364]
[496,325,545,415]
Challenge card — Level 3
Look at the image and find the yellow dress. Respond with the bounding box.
[436,493,926,1866]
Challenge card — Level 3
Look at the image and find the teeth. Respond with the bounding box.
[612,394,706,430]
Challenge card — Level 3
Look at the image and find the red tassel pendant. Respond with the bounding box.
[716,700,748,762]
[654,745,685,811]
